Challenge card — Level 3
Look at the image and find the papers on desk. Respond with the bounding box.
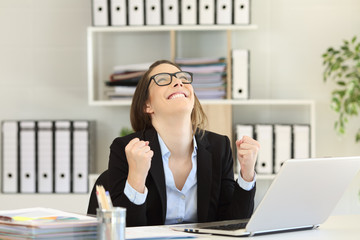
[0,207,97,239]
[126,225,199,239]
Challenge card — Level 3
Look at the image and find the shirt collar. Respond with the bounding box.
[157,133,198,160]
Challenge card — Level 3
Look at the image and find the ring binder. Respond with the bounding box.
[145,0,161,25]
[19,121,36,193]
[54,121,71,193]
[234,0,250,25]
[2,121,19,193]
[216,0,232,25]
[255,124,273,174]
[199,0,215,25]
[181,0,197,25]
[128,0,145,26]
[110,0,127,26]
[163,0,179,25]
[72,121,90,193]
[37,121,54,193]
[92,0,110,26]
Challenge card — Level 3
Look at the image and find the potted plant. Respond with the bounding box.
[322,35,360,142]
[120,127,134,137]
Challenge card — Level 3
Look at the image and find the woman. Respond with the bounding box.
[108,60,260,227]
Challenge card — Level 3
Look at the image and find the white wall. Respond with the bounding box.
[240,0,360,159]
[0,0,359,213]
[0,0,131,173]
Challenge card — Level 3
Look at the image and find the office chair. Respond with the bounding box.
[87,169,109,215]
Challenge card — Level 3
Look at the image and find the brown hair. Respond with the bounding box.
[130,60,207,135]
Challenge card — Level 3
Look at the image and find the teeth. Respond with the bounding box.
[169,93,185,99]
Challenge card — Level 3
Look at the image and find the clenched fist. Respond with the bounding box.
[125,138,154,193]
[236,136,260,182]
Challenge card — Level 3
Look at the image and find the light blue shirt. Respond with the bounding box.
[124,134,256,224]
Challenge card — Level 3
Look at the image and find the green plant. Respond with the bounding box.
[120,127,134,137]
[322,35,360,142]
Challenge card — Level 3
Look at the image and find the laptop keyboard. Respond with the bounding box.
[202,221,248,231]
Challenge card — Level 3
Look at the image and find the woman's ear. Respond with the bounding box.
[145,101,154,114]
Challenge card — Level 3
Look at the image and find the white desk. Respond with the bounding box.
[195,214,360,240]
[126,214,360,240]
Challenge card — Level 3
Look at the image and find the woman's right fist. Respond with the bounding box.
[125,138,154,193]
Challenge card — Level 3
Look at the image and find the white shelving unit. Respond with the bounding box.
[87,26,316,209]
[86,24,316,163]
[87,25,258,105]
[231,99,316,157]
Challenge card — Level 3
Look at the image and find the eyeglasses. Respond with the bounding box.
[147,71,193,88]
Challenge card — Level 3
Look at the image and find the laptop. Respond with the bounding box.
[172,156,360,237]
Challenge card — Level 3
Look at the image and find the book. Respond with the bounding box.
[0,207,97,239]
[110,71,145,81]
[105,77,141,87]
[176,57,227,99]
[175,57,225,65]
[180,64,226,73]
[113,62,152,74]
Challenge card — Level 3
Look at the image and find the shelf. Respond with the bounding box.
[88,98,315,107]
[88,25,258,33]
[87,25,259,104]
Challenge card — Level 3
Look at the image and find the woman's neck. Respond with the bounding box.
[152,115,193,158]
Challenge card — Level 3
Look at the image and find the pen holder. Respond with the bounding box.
[97,207,126,240]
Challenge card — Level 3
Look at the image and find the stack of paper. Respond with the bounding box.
[176,58,227,99]
[105,62,151,100]
[0,208,98,239]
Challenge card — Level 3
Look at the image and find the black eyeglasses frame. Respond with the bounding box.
[146,71,193,91]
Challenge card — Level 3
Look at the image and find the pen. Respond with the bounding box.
[105,191,113,209]
[96,189,103,210]
[96,185,112,210]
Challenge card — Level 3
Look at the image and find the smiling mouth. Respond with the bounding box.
[168,93,187,100]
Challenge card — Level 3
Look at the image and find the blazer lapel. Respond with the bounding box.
[196,133,212,222]
[146,128,167,223]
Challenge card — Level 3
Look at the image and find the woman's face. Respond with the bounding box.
[145,63,195,118]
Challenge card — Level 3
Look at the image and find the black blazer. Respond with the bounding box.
[108,127,255,227]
